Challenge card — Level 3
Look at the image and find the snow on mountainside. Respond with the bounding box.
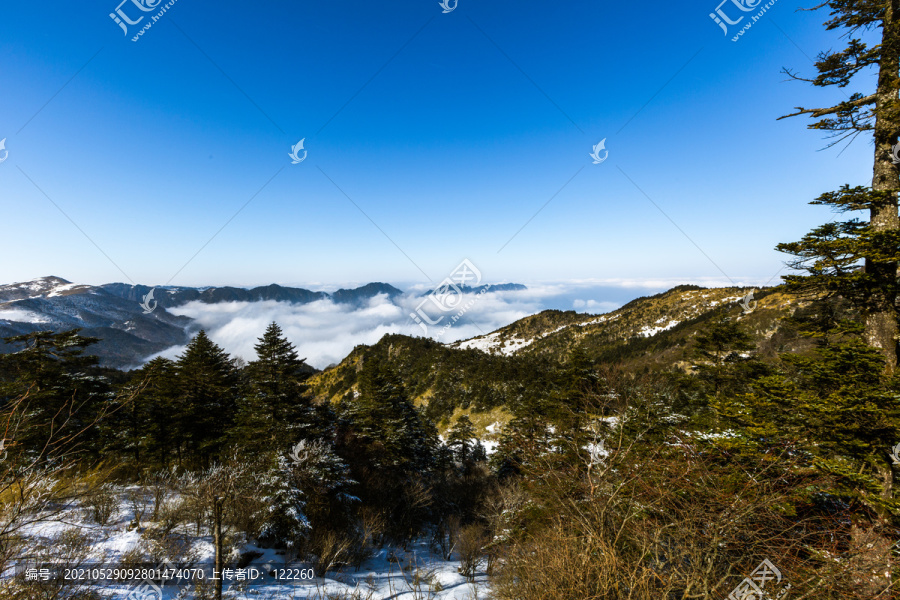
[450,286,764,358]
[0,277,422,369]
[0,277,193,369]
[0,276,94,302]
[0,276,532,370]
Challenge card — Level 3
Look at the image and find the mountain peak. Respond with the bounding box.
[0,276,89,302]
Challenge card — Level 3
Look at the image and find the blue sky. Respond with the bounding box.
[0,0,876,290]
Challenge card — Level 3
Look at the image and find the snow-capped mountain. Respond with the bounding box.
[450,285,758,358]
[0,277,193,369]
[0,277,527,369]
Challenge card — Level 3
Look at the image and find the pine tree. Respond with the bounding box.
[0,330,111,458]
[775,4,900,589]
[338,355,436,542]
[349,355,433,472]
[492,393,555,479]
[778,0,900,375]
[714,317,900,595]
[126,357,178,467]
[691,316,758,397]
[233,323,314,453]
[175,330,238,467]
[447,415,477,466]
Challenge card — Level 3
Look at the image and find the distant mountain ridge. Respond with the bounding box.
[0,276,526,369]
[417,283,527,297]
[99,281,404,308]
[307,284,811,430]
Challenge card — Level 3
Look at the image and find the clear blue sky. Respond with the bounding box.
[0,0,875,289]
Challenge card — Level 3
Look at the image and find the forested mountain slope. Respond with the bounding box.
[308,284,815,426]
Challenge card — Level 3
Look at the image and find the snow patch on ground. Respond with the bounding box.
[46,283,87,297]
[638,320,679,337]
[578,313,619,327]
[455,332,502,352]
[11,488,491,600]
[500,337,533,355]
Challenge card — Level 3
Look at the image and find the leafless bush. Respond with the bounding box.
[457,524,487,581]
[152,495,189,538]
[399,556,442,600]
[1,527,98,600]
[432,514,460,560]
[84,483,118,525]
[126,486,150,528]
[491,432,858,600]
[312,530,354,573]
[146,470,173,522]
[141,529,199,567]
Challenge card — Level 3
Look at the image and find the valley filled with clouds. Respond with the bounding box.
[152,278,735,368]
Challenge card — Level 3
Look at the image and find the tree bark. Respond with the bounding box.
[869,0,900,375]
[213,497,224,600]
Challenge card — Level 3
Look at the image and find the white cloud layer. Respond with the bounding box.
[154,290,543,369]
[151,278,741,369]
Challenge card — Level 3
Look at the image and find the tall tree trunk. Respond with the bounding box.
[853,5,900,594]
[869,0,900,376]
[213,497,224,600]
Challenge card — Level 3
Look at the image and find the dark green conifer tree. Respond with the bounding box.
[0,330,111,458]
[691,316,757,398]
[447,415,477,466]
[233,322,314,453]
[778,0,900,375]
[174,330,238,468]
[125,357,178,467]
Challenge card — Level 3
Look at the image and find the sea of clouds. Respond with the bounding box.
[151,278,736,369]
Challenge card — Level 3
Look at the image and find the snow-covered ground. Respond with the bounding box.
[10,488,491,600]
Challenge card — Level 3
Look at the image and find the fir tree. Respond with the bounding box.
[778,0,900,374]
[233,323,314,453]
[447,415,477,467]
[0,330,111,458]
[126,357,178,467]
[691,316,758,397]
[175,330,238,467]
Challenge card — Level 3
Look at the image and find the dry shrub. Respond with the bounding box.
[145,470,173,522]
[2,528,99,600]
[84,483,118,525]
[456,524,487,581]
[433,514,460,560]
[491,437,858,600]
[140,528,199,566]
[154,495,189,537]
[312,530,354,573]
[126,486,150,528]
[494,520,660,600]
